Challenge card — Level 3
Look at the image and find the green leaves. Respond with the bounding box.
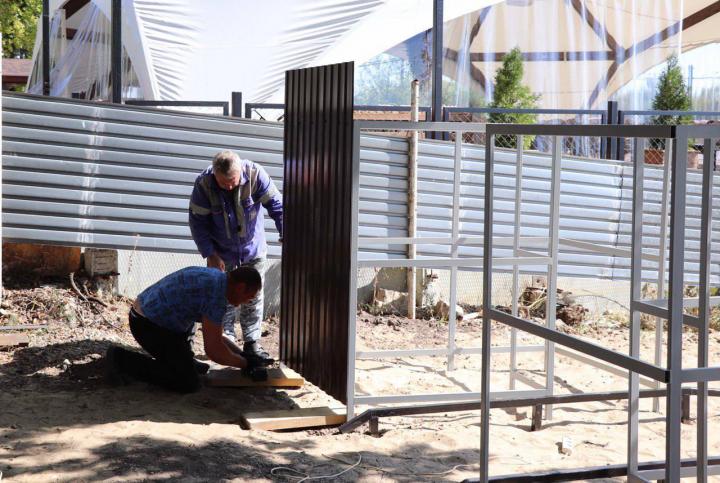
[651,54,692,126]
[488,47,540,149]
[1,0,42,58]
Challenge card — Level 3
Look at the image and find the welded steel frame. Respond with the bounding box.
[347,121,557,417]
[348,121,620,415]
[480,123,720,483]
[348,121,647,417]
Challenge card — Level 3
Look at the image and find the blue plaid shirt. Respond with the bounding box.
[136,267,227,333]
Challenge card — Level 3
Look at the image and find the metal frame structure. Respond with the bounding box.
[124,100,231,116]
[442,106,609,156]
[347,120,555,415]
[346,119,720,482]
[481,123,720,482]
[243,102,431,121]
[618,109,720,160]
[346,120,659,415]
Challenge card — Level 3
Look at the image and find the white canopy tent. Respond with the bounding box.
[27,0,498,103]
[436,0,720,109]
[27,0,720,109]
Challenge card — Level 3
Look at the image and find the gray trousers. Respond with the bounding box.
[223,257,266,343]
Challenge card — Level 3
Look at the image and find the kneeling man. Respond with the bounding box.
[106,266,261,393]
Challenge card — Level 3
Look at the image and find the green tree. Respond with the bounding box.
[488,47,540,149]
[651,54,692,150]
[1,0,42,58]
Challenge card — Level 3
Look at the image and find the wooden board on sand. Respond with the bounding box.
[204,366,305,388]
[0,334,30,348]
[240,406,347,431]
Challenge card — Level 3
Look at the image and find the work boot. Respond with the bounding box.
[243,340,274,366]
[105,346,129,386]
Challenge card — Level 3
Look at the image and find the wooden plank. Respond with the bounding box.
[0,334,30,348]
[204,367,305,388]
[240,406,347,431]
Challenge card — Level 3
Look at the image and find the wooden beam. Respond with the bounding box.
[204,367,304,388]
[240,406,346,431]
[0,334,30,348]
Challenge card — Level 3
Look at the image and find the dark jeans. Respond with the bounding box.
[115,308,200,393]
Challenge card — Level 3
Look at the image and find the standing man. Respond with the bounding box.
[189,150,282,364]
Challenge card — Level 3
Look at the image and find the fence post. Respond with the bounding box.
[407,80,419,320]
[616,110,626,161]
[231,92,243,117]
[42,0,50,95]
[606,100,618,160]
[111,0,122,103]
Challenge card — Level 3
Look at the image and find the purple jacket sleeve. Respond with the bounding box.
[254,164,283,237]
[188,178,216,258]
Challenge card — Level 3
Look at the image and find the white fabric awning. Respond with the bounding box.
[441,0,720,109]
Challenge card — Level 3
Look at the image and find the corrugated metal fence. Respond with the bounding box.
[2,92,719,284]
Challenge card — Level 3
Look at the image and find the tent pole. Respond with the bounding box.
[111,0,122,103]
[431,0,443,138]
[42,0,50,96]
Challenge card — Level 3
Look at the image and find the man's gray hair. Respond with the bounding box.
[212,150,242,176]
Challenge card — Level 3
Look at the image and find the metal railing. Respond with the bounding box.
[480,122,720,482]
[618,109,720,164]
[124,100,230,116]
[244,102,432,122]
[443,106,608,158]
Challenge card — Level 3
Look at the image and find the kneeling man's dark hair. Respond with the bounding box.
[228,266,262,292]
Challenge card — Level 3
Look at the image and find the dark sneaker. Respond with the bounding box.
[193,359,210,375]
[242,341,274,366]
[241,366,269,382]
[105,346,128,386]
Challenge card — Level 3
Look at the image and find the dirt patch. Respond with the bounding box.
[1,281,719,481]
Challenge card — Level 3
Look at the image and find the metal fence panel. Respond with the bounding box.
[3,92,719,285]
[280,63,355,404]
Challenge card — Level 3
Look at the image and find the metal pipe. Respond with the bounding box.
[431,0,443,132]
[697,137,715,482]
[231,92,243,117]
[447,132,461,370]
[111,0,122,103]
[544,136,561,420]
[42,0,50,96]
[628,138,645,474]
[653,140,671,412]
[346,124,361,419]
[665,128,689,481]
[480,134,495,482]
[407,80,419,319]
[510,136,524,389]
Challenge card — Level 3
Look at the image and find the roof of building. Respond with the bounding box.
[3,58,33,79]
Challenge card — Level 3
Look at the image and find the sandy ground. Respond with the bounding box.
[1,291,720,482]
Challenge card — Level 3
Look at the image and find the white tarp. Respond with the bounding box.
[440,0,720,109]
[29,0,497,103]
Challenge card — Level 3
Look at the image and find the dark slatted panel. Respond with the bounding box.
[280,62,354,403]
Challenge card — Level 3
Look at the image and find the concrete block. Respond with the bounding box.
[84,248,118,276]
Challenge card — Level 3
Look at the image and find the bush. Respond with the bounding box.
[651,55,692,150]
[488,47,540,149]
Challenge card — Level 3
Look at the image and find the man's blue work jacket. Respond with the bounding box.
[189,161,283,267]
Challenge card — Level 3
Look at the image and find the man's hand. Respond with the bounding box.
[207,253,225,271]
[202,317,247,369]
